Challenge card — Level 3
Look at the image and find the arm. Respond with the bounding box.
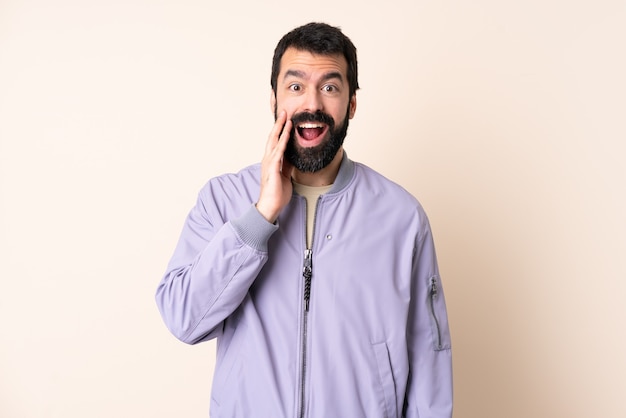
[155,200,277,344]
[155,111,294,344]
[404,213,453,417]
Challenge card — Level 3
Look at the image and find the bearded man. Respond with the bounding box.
[156,22,453,418]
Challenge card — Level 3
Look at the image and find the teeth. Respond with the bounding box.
[298,123,324,129]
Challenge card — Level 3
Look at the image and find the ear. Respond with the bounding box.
[348,94,357,119]
[270,90,277,115]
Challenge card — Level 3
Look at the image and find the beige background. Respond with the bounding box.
[1,0,625,417]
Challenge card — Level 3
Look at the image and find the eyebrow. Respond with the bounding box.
[283,69,344,84]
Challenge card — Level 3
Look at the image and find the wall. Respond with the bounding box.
[1,1,624,417]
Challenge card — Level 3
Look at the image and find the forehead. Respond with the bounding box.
[278,47,348,82]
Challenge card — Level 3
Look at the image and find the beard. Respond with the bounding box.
[275,106,350,173]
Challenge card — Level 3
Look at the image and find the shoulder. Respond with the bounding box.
[195,163,261,215]
[352,161,421,208]
[352,161,432,227]
[347,160,433,239]
[200,163,260,195]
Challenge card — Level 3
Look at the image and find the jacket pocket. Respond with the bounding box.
[372,341,398,418]
[428,275,451,351]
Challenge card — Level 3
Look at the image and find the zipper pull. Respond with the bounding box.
[303,249,313,311]
[429,276,443,350]
[430,277,438,298]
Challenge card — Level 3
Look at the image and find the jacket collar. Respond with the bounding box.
[327,151,355,195]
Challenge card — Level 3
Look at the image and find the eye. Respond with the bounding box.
[289,83,302,92]
[322,85,337,93]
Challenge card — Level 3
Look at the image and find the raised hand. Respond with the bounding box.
[256,110,294,223]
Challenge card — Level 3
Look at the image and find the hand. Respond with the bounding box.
[256,110,294,223]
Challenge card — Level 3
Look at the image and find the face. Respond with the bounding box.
[272,48,356,173]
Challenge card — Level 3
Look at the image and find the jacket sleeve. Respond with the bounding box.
[404,211,453,418]
[155,185,278,345]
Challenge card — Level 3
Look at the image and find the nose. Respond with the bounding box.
[302,89,323,113]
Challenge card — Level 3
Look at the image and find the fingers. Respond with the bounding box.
[275,118,292,157]
[265,110,288,154]
[257,111,294,223]
[264,111,292,177]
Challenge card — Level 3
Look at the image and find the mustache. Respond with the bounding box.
[290,110,335,128]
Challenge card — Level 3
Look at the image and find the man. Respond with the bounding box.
[156,22,453,418]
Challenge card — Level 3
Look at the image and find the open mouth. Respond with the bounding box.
[296,122,328,142]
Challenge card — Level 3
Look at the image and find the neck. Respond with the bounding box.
[291,148,343,187]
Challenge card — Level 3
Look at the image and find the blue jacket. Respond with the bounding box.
[156,154,453,417]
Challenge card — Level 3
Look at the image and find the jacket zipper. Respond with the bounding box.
[429,276,443,350]
[298,196,320,418]
[299,248,312,418]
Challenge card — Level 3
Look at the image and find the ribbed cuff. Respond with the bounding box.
[230,204,279,252]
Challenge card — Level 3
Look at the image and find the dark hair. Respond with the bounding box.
[271,22,359,98]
